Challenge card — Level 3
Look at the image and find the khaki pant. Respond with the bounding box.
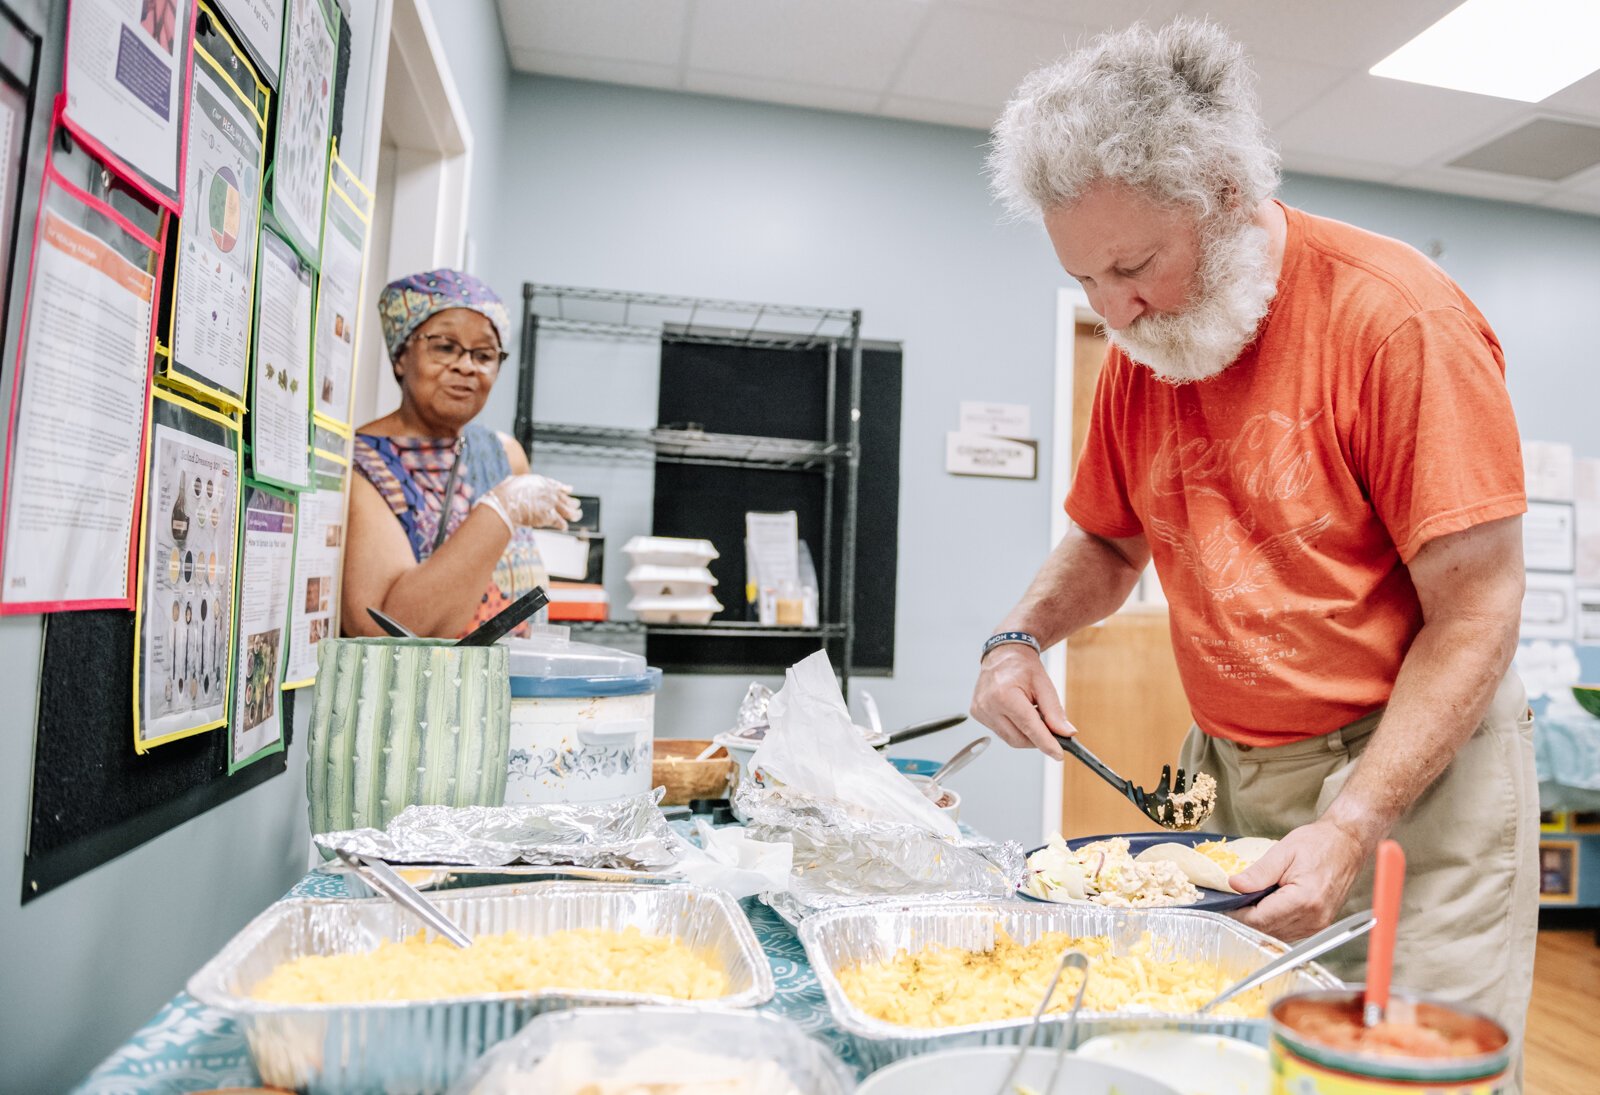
[1178,671,1539,1053]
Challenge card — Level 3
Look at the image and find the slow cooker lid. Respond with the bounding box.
[501,634,661,697]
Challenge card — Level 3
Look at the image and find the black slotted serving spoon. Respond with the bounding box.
[1053,732,1209,830]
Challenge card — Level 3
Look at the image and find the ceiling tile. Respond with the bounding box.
[509,49,682,92]
[1540,68,1600,119]
[685,71,884,115]
[1251,54,1353,129]
[1391,166,1559,206]
[880,94,1002,130]
[894,6,1094,106]
[1279,149,1402,185]
[1180,0,1461,69]
[1274,73,1525,172]
[954,0,1189,28]
[496,0,689,67]
[687,0,930,93]
[1539,191,1600,217]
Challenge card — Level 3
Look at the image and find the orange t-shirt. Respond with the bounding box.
[1065,204,1525,746]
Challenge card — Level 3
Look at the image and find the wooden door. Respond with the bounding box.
[1059,320,1194,837]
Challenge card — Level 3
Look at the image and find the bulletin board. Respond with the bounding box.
[19,0,356,901]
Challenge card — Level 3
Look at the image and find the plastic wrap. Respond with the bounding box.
[186,883,774,1094]
[450,1006,855,1095]
[312,789,682,869]
[798,900,1344,1072]
[736,782,1024,923]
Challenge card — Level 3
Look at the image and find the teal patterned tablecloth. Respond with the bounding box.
[74,870,850,1095]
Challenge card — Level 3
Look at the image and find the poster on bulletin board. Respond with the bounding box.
[249,223,313,490]
[132,388,242,751]
[212,0,281,88]
[62,0,197,212]
[0,111,166,613]
[269,0,335,265]
[165,2,268,409]
[281,478,342,688]
[311,146,370,431]
[229,479,293,771]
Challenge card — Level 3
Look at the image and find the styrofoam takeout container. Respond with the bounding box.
[626,564,719,600]
[628,593,724,625]
[622,535,719,568]
[798,900,1341,1073]
[187,882,773,1094]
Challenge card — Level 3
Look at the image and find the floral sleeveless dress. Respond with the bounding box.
[351,423,547,637]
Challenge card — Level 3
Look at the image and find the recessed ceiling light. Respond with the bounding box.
[1370,0,1600,103]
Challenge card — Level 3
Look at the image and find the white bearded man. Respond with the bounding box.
[969,17,1537,1058]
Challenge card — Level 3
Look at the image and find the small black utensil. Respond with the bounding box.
[1055,733,1210,830]
[454,586,550,647]
[878,713,969,748]
[366,606,417,638]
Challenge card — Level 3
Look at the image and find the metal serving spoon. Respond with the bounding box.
[993,950,1090,1095]
[920,736,990,801]
[1199,909,1375,1014]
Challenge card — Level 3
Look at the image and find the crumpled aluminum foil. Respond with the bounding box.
[734,682,773,735]
[314,790,684,869]
[733,782,1025,923]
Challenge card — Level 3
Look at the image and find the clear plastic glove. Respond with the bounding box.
[476,474,582,531]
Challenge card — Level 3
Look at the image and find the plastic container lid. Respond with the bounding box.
[625,564,719,586]
[622,535,719,562]
[500,632,663,698]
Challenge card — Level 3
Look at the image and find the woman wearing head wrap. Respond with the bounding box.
[342,269,580,638]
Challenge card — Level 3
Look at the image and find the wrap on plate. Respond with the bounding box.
[1135,836,1276,894]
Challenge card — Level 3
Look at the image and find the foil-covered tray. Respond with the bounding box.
[449,1006,856,1095]
[799,900,1343,1073]
[186,882,775,1095]
[313,792,683,870]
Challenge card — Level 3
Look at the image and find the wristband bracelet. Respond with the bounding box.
[982,631,1041,661]
[474,491,513,533]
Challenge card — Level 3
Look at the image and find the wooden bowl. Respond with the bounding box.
[652,739,735,805]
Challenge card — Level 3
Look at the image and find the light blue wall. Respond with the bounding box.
[1277,173,1600,458]
[475,74,1600,851]
[430,0,510,272]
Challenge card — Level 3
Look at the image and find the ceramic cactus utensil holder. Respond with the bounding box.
[307,637,511,849]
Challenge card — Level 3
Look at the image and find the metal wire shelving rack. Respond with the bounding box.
[514,283,864,687]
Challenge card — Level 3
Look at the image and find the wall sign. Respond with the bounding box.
[946,431,1037,480]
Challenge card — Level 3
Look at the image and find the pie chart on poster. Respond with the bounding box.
[208,167,241,252]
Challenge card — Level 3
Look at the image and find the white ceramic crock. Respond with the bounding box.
[502,632,663,805]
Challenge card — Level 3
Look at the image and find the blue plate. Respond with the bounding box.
[1017,831,1275,913]
[889,757,941,777]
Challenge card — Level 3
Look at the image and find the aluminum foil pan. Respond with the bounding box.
[312,790,683,869]
[186,882,774,1095]
[798,900,1343,1073]
[449,1006,855,1094]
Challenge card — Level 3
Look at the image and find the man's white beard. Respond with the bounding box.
[1107,219,1278,385]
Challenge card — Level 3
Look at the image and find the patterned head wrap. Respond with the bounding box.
[378,269,510,362]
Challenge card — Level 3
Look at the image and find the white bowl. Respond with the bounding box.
[1075,1032,1268,1095]
[907,775,960,821]
[857,1046,1180,1095]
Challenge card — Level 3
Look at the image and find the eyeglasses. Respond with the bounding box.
[411,333,508,371]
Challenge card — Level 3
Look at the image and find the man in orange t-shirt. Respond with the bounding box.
[973,19,1535,1048]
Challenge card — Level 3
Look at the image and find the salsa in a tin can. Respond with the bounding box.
[1270,990,1510,1094]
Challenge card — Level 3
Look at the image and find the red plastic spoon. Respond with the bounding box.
[1364,839,1406,1027]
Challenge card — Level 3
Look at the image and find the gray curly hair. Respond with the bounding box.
[987,18,1280,223]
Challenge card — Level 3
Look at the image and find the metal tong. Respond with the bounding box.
[334,849,474,949]
[1199,908,1375,1014]
[992,950,1090,1095]
[1053,733,1207,830]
